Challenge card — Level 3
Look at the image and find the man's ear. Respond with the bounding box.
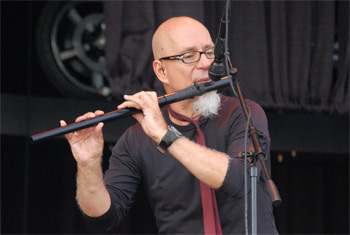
[153,60,168,84]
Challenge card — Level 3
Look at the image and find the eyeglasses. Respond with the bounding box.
[159,47,215,64]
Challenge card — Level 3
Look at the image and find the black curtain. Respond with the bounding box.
[104,0,349,114]
[104,0,206,99]
[225,0,349,114]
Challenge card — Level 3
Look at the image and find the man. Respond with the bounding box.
[61,16,278,234]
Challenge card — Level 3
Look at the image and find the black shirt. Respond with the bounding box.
[83,95,278,234]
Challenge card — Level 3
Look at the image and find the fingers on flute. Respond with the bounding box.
[94,110,104,116]
[60,120,74,139]
[118,92,155,110]
[75,110,105,122]
[95,122,105,137]
[118,101,140,110]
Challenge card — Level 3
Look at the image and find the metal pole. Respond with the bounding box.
[251,166,258,235]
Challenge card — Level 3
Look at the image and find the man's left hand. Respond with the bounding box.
[117,91,168,143]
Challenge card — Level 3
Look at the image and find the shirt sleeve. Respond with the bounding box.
[217,100,271,197]
[81,202,118,233]
[82,127,142,233]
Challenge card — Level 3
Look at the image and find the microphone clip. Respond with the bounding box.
[239,151,256,164]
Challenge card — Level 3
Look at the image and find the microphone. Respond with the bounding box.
[208,2,230,81]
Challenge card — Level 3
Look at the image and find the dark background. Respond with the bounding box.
[1,1,349,234]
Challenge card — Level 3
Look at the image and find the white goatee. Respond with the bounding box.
[193,91,221,119]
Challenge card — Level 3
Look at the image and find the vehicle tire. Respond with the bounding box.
[36,0,111,99]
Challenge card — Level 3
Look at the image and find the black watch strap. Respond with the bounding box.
[157,125,182,153]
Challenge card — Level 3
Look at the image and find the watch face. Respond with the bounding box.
[168,125,182,137]
[157,126,182,153]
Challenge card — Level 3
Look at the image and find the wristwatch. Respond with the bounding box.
[157,125,183,153]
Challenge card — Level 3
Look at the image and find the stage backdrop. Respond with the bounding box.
[104,0,348,114]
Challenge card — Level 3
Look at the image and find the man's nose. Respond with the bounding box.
[197,53,213,69]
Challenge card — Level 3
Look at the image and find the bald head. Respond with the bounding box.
[152,17,213,60]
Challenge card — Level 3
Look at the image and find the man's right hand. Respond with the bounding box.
[61,110,111,218]
[60,110,105,166]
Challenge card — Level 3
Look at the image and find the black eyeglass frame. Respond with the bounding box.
[159,47,215,64]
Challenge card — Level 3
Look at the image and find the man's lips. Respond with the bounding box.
[196,78,211,84]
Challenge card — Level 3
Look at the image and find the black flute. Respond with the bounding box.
[31,77,231,143]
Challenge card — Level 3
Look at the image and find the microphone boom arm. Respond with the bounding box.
[229,68,282,208]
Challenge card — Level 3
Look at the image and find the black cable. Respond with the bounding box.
[222,1,250,233]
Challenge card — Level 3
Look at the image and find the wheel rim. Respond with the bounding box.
[50,1,111,97]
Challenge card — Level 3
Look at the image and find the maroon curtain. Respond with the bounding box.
[104,0,348,115]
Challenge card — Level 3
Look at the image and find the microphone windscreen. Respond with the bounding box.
[209,61,226,81]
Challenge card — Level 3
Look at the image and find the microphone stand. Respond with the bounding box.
[227,62,282,234]
[210,1,280,233]
[31,77,232,143]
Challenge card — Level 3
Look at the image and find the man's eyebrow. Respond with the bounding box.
[181,44,215,53]
[180,46,197,53]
